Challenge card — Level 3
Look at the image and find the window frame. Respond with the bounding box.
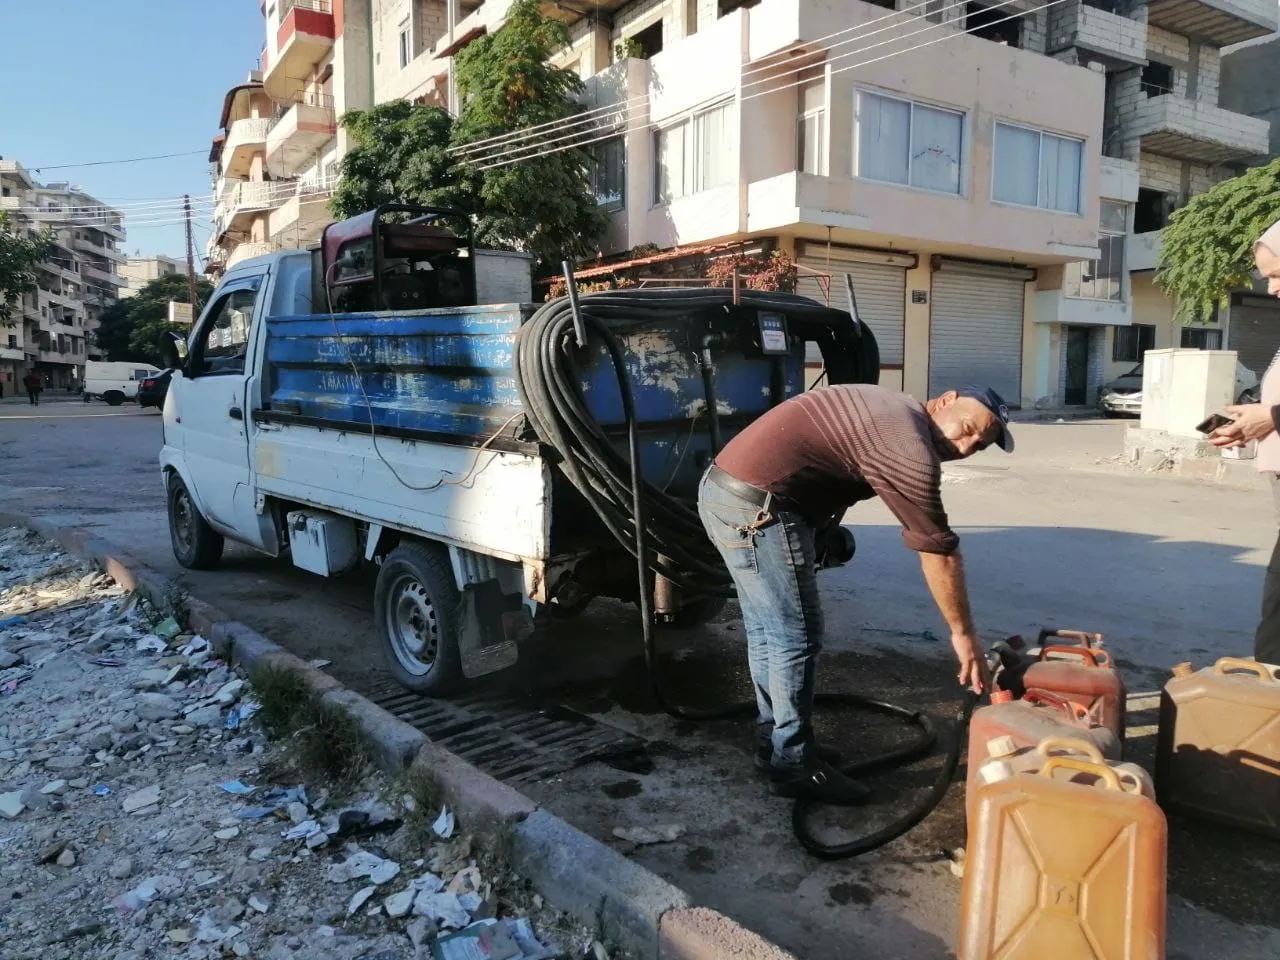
[991,120,1085,215]
[1112,323,1155,363]
[591,137,626,212]
[652,100,736,206]
[797,80,827,177]
[853,88,967,197]
[1064,200,1127,302]
[187,277,263,379]
[398,17,412,69]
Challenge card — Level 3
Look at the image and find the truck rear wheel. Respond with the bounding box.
[375,541,463,695]
[105,390,125,406]
[167,475,224,569]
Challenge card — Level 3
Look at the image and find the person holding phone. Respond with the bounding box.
[1208,217,1280,663]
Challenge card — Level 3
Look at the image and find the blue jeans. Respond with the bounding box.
[697,470,822,766]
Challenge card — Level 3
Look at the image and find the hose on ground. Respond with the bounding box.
[514,288,971,857]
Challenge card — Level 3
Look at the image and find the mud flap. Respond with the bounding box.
[456,580,529,679]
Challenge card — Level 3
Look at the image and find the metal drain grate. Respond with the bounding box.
[366,683,647,785]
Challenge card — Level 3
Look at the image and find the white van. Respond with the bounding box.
[83,361,161,406]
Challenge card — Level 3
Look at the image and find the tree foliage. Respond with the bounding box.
[330,0,607,270]
[330,100,468,219]
[0,213,53,327]
[94,273,214,366]
[1157,158,1280,322]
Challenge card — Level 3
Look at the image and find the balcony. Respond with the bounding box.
[269,177,336,247]
[1128,230,1163,272]
[1123,94,1270,164]
[227,240,282,269]
[263,0,335,100]
[213,180,288,238]
[1048,2,1147,70]
[265,97,337,176]
[1146,0,1276,46]
[222,117,273,178]
[81,263,126,288]
[72,234,125,263]
[0,196,19,211]
[0,344,22,362]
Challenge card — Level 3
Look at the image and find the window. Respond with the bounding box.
[1134,188,1173,233]
[631,20,663,59]
[966,2,1020,45]
[1113,324,1155,363]
[192,283,260,376]
[1065,200,1127,301]
[1140,62,1173,98]
[590,138,626,211]
[398,18,411,69]
[797,81,826,176]
[992,122,1083,214]
[654,102,734,204]
[856,91,963,194]
[1181,327,1221,350]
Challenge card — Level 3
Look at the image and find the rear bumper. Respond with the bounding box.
[1099,393,1141,415]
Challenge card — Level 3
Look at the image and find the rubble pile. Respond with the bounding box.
[0,528,595,960]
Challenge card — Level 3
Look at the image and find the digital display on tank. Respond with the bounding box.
[757,312,790,355]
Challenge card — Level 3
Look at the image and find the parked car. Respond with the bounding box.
[137,369,174,409]
[83,360,162,406]
[1098,361,1260,417]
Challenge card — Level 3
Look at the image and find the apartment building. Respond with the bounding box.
[0,160,126,393]
[120,254,189,298]
[208,0,1273,406]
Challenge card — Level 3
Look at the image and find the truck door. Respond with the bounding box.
[178,273,271,548]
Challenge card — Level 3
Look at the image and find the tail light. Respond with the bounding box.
[142,379,155,388]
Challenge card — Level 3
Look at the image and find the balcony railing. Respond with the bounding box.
[282,0,331,13]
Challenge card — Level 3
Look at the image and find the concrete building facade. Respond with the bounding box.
[120,255,189,299]
[0,160,126,394]
[204,0,1275,406]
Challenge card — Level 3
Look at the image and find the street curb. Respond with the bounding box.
[0,513,797,960]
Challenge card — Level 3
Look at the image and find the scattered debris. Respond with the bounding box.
[433,805,457,839]
[611,824,686,846]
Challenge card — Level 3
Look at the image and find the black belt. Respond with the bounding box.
[706,464,797,513]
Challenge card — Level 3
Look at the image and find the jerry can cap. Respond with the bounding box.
[985,735,1019,759]
[1171,661,1194,679]
[989,689,1015,704]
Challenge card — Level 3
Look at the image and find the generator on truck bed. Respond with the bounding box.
[157,205,878,694]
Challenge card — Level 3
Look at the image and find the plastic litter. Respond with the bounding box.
[89,657,125,667]
[135,635,167,654]
[236,806,276,820]
[414,890,470,930]
[2,677,28,696]
[218,780,256,795]
[282,820,318,841]
[153,617,182,639]
[431,919,521,960]
[433,806,456,839]
[308,658,332,669]
[92,785,111,797]
[0,616,28,629]
[112,883,158,915]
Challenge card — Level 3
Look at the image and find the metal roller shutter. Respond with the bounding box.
[1228,297,1280,380]
[928,267,1026,402]
[796,254,906,365]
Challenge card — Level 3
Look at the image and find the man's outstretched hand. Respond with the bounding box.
[952,631,990,694]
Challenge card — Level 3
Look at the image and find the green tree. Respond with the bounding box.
[0,213,53,327]
[452,0,608,266]
[1157,158,1280,322]
[93,273,214,365]
[330,100,470,219]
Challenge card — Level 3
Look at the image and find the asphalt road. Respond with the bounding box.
[3,395,1279,958]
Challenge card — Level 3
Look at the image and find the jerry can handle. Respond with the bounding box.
[1036,736,1106,764]
[1039,756,1123,792]
[1212,657,1275,682]
[1023,689,1091,723]
[1037,628,1104,648]
[1038,644,1112,668]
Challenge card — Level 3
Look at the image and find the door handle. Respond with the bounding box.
[229,406,243,421]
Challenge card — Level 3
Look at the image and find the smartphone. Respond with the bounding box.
[1195,412,1234,434]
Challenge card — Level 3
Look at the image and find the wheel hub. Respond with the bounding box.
[387,575,440,676]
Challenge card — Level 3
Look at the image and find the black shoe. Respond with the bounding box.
[768,756,871,805]
[754,740,843,773]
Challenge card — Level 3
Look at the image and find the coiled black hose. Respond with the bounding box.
[514,289,970,858]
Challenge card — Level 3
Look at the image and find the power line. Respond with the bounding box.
[28,150,208,173]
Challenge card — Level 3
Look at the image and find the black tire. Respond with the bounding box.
[374,541,463,695]
[546,594,594,619]
[105,390,124,407]
[167,474,224,569]
[658,595,727,628]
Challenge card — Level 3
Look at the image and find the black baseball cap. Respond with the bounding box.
[957,385,1014,453]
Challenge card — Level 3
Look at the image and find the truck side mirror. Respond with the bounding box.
[159,331,188,371]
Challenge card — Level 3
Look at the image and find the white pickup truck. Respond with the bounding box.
[159,206,873,694]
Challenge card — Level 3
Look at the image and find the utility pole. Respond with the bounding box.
[183,195,200,317]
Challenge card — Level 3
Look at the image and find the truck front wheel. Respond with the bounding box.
[168,475,224,569]
[374,541,463,695]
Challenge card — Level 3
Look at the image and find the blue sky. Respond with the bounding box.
[0,2,265,261]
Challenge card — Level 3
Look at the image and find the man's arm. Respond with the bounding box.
[919,551,989,694]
